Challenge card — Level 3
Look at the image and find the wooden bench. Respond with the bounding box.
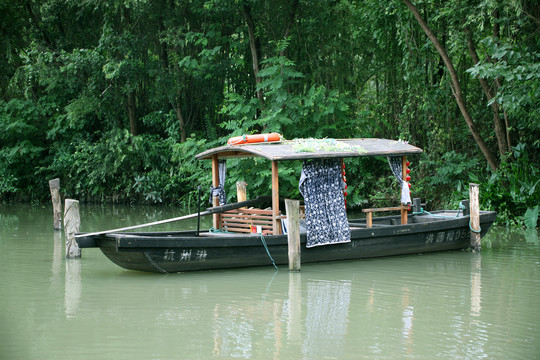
[221,208,281,234]
[362,205,409,228]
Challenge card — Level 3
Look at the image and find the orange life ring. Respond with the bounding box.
[227,133,282,145]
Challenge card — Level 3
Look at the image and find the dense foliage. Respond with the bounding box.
[1,0,538,226]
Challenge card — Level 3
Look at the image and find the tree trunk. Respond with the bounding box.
[280,0,299,57]
[403,0,499,171]
[242,3,264,104]
[464,26,509,157]
[176,95,187,143]
[127,92,137,136]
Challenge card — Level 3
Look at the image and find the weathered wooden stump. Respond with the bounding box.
[49,178,62,230]
[236,181,247,203]
[469,183,481,252]
[64,199,81,258]
[285,199,301,271]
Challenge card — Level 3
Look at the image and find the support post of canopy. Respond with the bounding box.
[401,155,408,225]
[212,154,221,229]
[272,161,280,235]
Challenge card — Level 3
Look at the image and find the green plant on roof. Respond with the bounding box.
[291,139,367,153]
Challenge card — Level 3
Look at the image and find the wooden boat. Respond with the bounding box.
[76,138,496,273]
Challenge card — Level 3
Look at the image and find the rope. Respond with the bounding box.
[260,233,278,270]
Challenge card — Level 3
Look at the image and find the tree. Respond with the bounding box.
[403,0,499,171]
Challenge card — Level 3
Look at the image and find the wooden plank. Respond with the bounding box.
[362,206,405,213]
[222,214,273,220]
[222,221,272,227]
[222,217,273,224]
[272,160,280,235]
[223,208,274,215]
[222,220,273,226]
[366,212,373,228]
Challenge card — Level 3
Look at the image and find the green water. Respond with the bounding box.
[1,204,539,359]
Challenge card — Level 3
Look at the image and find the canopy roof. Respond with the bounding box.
[196,138,422,161]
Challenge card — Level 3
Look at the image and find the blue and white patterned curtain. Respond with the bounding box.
[210,160,227,206]
[299,159,350,248]
[387,156,411,204]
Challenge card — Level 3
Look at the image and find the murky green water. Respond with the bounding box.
[1,204,539,359]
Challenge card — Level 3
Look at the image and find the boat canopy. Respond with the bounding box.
[196,138,422,161]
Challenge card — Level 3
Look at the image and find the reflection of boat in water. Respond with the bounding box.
[76,138,496,273]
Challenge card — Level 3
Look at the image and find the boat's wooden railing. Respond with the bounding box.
[362,205,409,228]
[221,208,282,234]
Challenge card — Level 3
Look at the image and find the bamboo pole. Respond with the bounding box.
[49,178,62,230]
[75,197,267,238]
[285,199,301,271]
[469,183,481,251]
[64,199,81,258]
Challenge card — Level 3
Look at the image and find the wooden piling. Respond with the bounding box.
[469,183,481,252]
[64,199,81,258]
[285,199,301,271]
[49,178,62,230]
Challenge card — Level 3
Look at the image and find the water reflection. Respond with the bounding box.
[303,279,351,359]
[1,203,539,360]
[64,258,82,318]
[470,254,481,317]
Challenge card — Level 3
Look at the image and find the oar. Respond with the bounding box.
[74,197,269,238]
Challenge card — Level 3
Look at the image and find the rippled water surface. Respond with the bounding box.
[1,204,539,359]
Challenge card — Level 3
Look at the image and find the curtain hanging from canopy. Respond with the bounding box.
[387,156,411,204]
[299,159,350,248]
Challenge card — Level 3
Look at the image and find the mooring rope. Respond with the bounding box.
[260,233,278,270]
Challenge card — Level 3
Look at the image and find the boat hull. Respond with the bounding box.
[78,211,496,273]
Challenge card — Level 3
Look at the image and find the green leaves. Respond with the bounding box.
[524,206,539,230]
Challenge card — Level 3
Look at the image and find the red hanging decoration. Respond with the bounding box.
[342,161,347,209]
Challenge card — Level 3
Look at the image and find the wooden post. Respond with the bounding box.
[49,178,62,230]
[366,212,373,228]
[412,198,421,214]
[271,161,280,235]
[469,183,481,251]
[461,200,470,216]
[236,181,247,203]
[401,156,408,225]
[64,199,81,258]
[285,199,301,271]
[212,155,221,229]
